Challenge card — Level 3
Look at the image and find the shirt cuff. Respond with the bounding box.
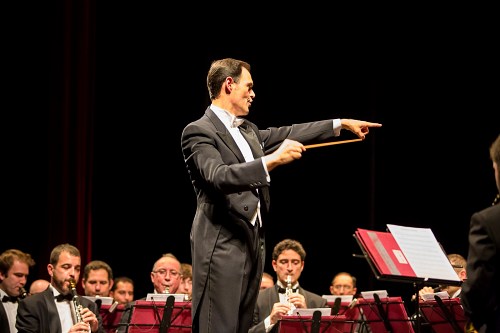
[333,118,341,136]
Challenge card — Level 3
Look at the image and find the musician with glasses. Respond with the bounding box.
[330,272,358,297]
[149,253,182,296]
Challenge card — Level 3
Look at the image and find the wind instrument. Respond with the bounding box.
[285,275,293,315]
[19,286,28,299]
[69,279,84,323]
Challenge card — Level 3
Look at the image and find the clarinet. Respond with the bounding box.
[285,275,293,315]
[69,279,84,323]
[19,286,28,299]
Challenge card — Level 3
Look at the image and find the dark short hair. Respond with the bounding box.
[271,239,306,261]
[83,260,113,281]
[206,58,251,100]
[50,244,80,266]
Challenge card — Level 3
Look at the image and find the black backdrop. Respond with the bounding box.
[4,3,498,310]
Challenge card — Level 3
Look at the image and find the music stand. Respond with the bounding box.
[278,314,356,333]
[356,296,415,333]
[354,226,462,333]
[99,303,127,332]
[419,298,466,333]
[125,300,192,333]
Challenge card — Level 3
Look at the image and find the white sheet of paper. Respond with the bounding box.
[82,296,114,305]
[322,295,353,303]
[289,308,331,317]
[387,224,460,282]
[145,293,186,302]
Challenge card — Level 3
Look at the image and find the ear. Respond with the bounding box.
[271,260,277,271]
[459,269,467,280]
[47,264,54,277]
[224,77,234,93]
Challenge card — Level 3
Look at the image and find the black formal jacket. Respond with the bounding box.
[16,287,105,333]
[249,284,328,333]
[461,203,500,333]
[182,107,337,332]
[0,298,16,333]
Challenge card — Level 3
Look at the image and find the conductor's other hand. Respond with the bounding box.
[265,139,305,172]
[341,119,382,140]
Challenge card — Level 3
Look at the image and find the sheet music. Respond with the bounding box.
[387,224,460,281]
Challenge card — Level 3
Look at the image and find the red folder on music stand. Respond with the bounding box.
[356,296,415,333]
[278,315,356,333]
[419,298,467,333]
[126,300,191,333]
[100,303,127,332]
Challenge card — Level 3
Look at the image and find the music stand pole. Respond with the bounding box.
[413,282,421,333]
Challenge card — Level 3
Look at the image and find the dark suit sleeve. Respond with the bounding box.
[16,295,47,333]
[461,205,500,330]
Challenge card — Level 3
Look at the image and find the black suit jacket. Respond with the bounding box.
[0,300,14,333]
[249,285,328,333]
[16,288,105,333]
[181,107,337,332]
[461,203,500,333]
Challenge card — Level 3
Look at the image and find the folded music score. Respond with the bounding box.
[125,299,192,333]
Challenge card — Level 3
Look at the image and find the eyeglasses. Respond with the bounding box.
[153,269,180,278]
[333,285,353,290]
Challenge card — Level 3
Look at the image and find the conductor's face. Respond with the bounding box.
[227,67,255,118]
[272,249,304,286]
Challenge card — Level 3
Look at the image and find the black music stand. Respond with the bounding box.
[419,297,466,333]
[125,299,192,333]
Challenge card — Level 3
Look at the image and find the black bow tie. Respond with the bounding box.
[277,287,298,294]
[55,293,74,302]
[2,295,18,303]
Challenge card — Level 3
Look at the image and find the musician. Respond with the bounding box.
[249,239,327,333]
[29,279,50,295]
[16,243,105,333]
[0,249,35,333]
[462,134,500,333]
[418,253,467,299]
[181,57,382,333]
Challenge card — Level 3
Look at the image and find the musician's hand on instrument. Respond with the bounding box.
[269,302,291,324]
[69,322,90,333]
[80,307,98,332]
[288,292,306,309]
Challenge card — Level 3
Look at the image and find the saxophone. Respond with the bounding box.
[69,279,84,323]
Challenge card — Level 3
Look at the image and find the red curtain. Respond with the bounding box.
[45,0,96,275]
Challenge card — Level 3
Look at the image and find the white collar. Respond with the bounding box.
[211,105,244,128]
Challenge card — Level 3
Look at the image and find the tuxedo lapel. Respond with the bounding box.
[239,124,264,158]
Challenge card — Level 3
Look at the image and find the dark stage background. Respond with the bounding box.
[4,3,498,309]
